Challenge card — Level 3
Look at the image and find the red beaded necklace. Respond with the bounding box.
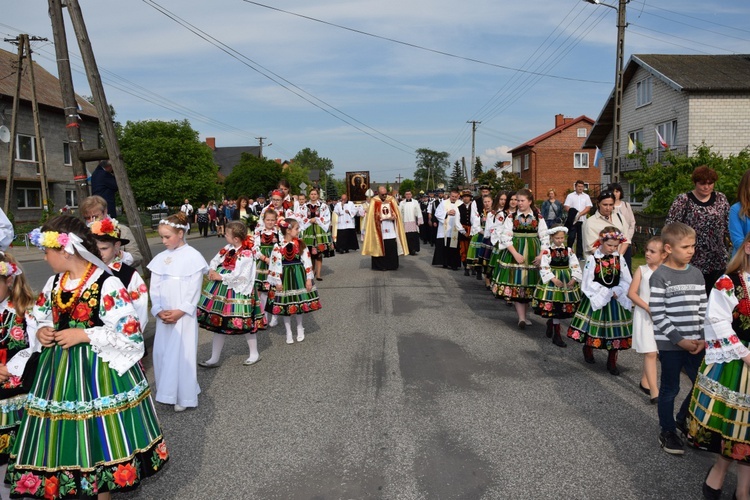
[281,239,300,261]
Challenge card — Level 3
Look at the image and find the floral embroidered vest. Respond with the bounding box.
[549,247,570,269]
[592,255,620,288]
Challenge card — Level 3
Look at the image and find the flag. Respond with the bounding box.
[655,128,669,149]
[628,136,635,154]
[593,146,603,169]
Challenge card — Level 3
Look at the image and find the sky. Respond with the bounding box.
[3,0,750,183]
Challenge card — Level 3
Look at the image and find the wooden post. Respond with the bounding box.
[24,36,51,214]
[3,40,24,215]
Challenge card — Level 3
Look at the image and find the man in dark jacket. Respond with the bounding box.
[91,160,118,218]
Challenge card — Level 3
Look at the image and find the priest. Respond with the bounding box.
[399,190,423,256]
[362,185,409,271]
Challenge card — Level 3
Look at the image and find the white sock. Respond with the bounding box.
[296,315,305,341]
[0,464,10,500]
[246,333,259,362]
[260,292,268,321]
[553,319,560,325]
[283,316,293,343]
[207,334,225,364]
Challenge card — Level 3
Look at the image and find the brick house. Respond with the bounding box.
[584,54,750,206]
[0,48,100,222]
[509,114,598,199]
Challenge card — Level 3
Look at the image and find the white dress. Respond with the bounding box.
[148,244,208,407]
[632,264,657,353]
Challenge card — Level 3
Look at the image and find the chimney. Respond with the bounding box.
[554,114,565,128]
[206,137,216,150]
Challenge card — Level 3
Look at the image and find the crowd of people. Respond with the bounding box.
[0,165,748,498]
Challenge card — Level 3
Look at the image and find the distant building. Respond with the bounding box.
[0,48,100,222]
[584,54,750,206]
[205,136,260,180]
[509,114,598,198]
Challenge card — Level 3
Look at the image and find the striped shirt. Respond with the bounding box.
[649,264,707,351]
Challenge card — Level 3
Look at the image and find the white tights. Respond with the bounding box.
[206,333,258,364]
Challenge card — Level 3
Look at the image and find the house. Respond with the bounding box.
[584,54,750,205]
[205,137,260,179]
[0,48,100,222]
[509,114,598,198]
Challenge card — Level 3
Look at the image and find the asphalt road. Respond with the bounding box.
[16,236,711,499]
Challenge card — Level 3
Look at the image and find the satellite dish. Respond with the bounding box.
[0,126,9,144]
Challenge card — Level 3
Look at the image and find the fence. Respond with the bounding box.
[631,212,667,254]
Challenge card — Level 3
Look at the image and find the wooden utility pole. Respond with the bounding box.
[467,120,480,182]
[256,137,266,158]
[23,36,51,214]
[51,0,152,269]
[2,40,24,214]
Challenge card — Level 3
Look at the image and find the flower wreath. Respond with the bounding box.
[593,229,627,248]
[0,261,21,277]
[29,228,70,249]
[159,219,188,230]
[89,218,120,239]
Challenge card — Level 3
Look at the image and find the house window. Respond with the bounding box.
[628,130,643,153]
[656,120,678,150]
[65,189,78,208]
[15,135,36,162]
[573,182,590,191]
[523,154,530,171]
[63,143,72,166]
[512,157,521,174]
[577,128,587,138]
[574,152,589,169]
[627,182,640,204]
[636,77,652,107]
[16,188,41,209]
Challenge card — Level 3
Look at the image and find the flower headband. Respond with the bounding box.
[0,261,21,277]
[545,226,568,236]
[593,230,627,248]
[29,228,112,274]
[89,218,120,239]
[159,219,188,230]
[271,190,284,199]
[277,219,289,229]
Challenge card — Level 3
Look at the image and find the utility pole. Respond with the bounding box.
[53,0,153,269]
[395,173,403,183]
[467,120,480,182]
[256,137,266,158]
[2,39,24,215]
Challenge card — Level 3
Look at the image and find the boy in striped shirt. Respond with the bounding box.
[650,222,707,455]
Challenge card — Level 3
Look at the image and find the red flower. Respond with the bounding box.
[301,303,310,312]
[138,283,148,294]
[731,443,750,460]
[9,326,24,341]
[99,218,115,234]
[288,305,298,314]
[103,294,115,311]
[122,318,140,336]
[15,472,42,495]
[119,288,130,302]
[130,291,141,301]
[716,276,734,291]
[71,303,91,323]
[272,306,281,315]
[112,463,137,487]
[35,293,46,307]
[156,442,168,461]
[43,476,59,500]
[738,299,750,317]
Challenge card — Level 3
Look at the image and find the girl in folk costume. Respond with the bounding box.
[567,226,633,375]
[9,216,167,499]
[467,194,493,281]
[686,233,750,499]
[198,221,266,368]
[626,237,666,404]
[0,253,37,500]
[267,219,322,345]
[484,192,508,290]
[255,209,280,327]
[258,191,294,234]
[148,212,208,411]
[492,189,549,328]
[88,218,149,333]
[532,226,582,348]
[299,188,332,281]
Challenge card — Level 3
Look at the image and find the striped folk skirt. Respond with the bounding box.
[303,224,334,259]
[531,266,581,319]
[492,235,540,303]
[466,233,484,266]
[687,354,750,462]
[6,344,167,497]
[266,262,322,316]
[198,268,266,335]
[255,244,274,292]
[567,296,632,350]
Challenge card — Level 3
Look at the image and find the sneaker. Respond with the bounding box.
[268,316,278,327]
[658,431,685,455]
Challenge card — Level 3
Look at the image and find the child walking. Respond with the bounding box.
[299,188,332,281]
[686,231,750,499]
[467,195,493,281]
[0,253,37,500]
[8,216,167,498]
[255,209,280,327]
[267,219,322,344]
[567,226,633,375]
[627,236,665,404]
[650,222,706,456]
[532,226,582,348]
[198,221,266,367]
[148,212,208,412]
[484,192,508,290]
[492,188,549,328]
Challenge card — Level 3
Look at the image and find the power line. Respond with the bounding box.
[629,23,738,54]
[627,28,714,55]
[636,10,750,43]
[629,0,750,35]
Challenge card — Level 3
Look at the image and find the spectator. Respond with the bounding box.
[196,203,210,237]
[541,189,564,228]
[563,180,593,258]
[208,201,217,234]
[180,199,194,235]
[79,195,142,268]
[609,183,636,269]
[729,169,750,256]
[91,160,118,218]
[665,165,730,295]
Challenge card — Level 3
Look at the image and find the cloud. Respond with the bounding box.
[481,146,512,166]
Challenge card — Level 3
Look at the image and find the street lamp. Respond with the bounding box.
[584,0,628,183]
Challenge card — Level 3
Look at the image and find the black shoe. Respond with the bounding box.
[607,364,620,376]
[552,334,567,348]
[518,320,526,330]
[583,346,595,364]
[650,397,659,405]
[639,383,651,396]
[676,419,688,438]
[658,431,685,455]
[545,319,553,338]
[703,467,722,500]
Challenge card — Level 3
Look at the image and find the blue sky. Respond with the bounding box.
[3,1,750,183]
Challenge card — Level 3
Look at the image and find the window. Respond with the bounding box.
[574,152,589,169]
[577,128,587,138]
[628,130,643,153]
[15,135,36,162]
[656,120,678,150]
[65,189,78,208]
[512,156,521,174]
[627,182,640,204]
[63,143,71,166]
[573,182,590,191]
[636,77,652,107]
[523,154,530,171]
[16,188,41,209]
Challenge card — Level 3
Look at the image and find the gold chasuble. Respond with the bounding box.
[361,195,410,257]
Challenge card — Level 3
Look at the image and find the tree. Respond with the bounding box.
[224,153,282,200]
[477,170,498,193]
[325,176,340,201]
[473,157,483,181]
[449,160,466,189]
[291,148,334,177]
[120,119,221,206]
[413,148,449,191]
[281,162,311,195]
[625,143,750,215]
[399,178,416,195]
[496,171,526,193]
